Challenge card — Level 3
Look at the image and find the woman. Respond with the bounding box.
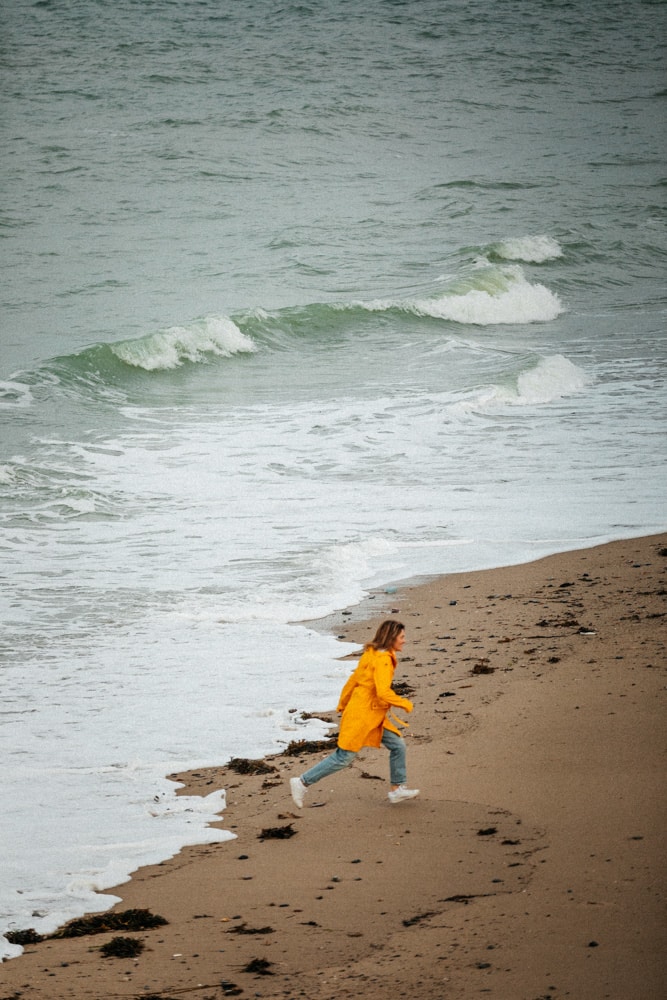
[290,620,419,807]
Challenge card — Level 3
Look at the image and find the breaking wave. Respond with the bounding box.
[109,315,257,370]
[363,262,563,326]
[490,235,564,263]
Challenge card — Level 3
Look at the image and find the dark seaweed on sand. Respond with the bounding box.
[6,908,167,945]
[284,737,337,755]
[100,936,145,958]
[228,922,275,935]
[51,907,167,938]
[4,927,44,945]
[243,957,274,975]
[258,823,297,840]
[227,757,278,775]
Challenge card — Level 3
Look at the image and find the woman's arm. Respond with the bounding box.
[373,653,413,712]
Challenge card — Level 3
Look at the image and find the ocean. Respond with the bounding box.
[1,0,665,957]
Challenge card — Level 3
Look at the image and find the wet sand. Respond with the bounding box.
[2,533,665,999]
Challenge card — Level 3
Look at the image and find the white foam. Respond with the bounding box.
[364,264,563,326]
[492,235,564,262]
[514,354,590,403]
[110,315,257,370]
[454,355,590,412]
[413,266,563,325]
[0,380,33,408]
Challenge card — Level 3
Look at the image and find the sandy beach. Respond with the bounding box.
[2,533,665,1000]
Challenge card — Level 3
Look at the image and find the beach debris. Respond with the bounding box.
[100,935,144,958]
[227,757,277,775]
[7,908,168,944]
[51,907,167,939]
[299,711,334,722]
[228,922,275,935]
[402,910,438,927]
[392,679,415,695]
[360,770,383,781]
[243,957,274,975]
[261,777,282,788]
[472,659,494,675]
[4,927,44,945]
[536,616,580,629]
[220,981,244,997]
[284,737,336,755]
[258,823,297,840]
[477,826,498,836]
[442,892,495,904]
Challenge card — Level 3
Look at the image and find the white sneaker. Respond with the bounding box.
[290,776,307,809]
[388,785,419,803]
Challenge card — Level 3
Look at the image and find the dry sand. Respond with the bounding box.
[2,533,665,1000]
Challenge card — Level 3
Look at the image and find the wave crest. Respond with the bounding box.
[110,316,257,371]
[364,264,563,326]
[491,235,564,263]
[455,355,590,413]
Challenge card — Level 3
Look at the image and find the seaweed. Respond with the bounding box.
[243,957,274,975]
[51,908,167,939]
[284,738,336,756]
[258,823,296,840]
[472,659,494,675]
[99,936,144,958]
[402,910,437,927]
[220,981,244,996]
[228,922,275,935]
[4,927,44,945]
[392,680,415,696]
[6,908,167,946]
[227,757,277,775]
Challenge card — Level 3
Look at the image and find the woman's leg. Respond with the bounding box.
[381,729,407,787]
[300,746,357,787]
[291,745,357,808]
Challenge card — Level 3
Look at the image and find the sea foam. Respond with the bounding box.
[110,316,257,370]
[455,355,590,412]
[491,235,564,263]
[365,264,563,326]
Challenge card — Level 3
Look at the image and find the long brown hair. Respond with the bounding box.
[365,619,405,652]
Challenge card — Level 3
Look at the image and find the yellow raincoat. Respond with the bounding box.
[336,646,413,752]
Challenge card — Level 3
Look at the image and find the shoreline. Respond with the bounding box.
[2,533,665,999]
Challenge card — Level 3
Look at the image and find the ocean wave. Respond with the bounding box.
[454,355,590,412]
[363,263,563,326]
[489,235,564,263]
[110,316,257,370]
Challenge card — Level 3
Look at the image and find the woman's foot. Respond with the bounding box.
[388,785,419,803]
[290,776,307,809]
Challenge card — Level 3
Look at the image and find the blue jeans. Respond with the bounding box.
[301,728,407,787]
